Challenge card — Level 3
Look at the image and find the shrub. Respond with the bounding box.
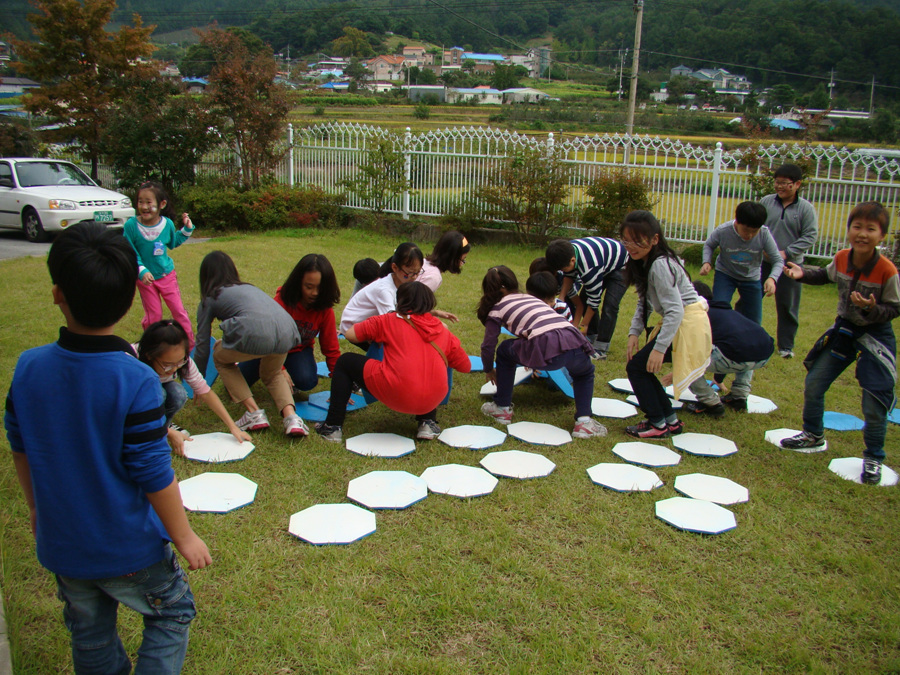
[180,179,345,232]
[580,167,656,238]
[413,102,430,119]
[340,136,413,214]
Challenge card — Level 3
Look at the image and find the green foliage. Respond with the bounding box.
[179,179,345,232]
[0,121,37,157]
[680,243,705,267]
[412,102,430,119]
[313,106,326,116]
[331,26,375,57]
[580,167,656,237]
[295,95,380,107]
[474,144,574,243]
[491,63,521,91]
[340,136,412,213]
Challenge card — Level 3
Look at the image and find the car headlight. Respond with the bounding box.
[119,198,132,208]
[48,199,77,210]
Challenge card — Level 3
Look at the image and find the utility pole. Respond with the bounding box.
[827,69,835,102]
[869,75,875,114]
[625,0,644,136]
[617,48,627,101]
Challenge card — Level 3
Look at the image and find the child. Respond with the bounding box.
[315,282,471,442]
[135,319,252,455]
[529,258,573,322]
[477,265,606,439]
[351,257,380,297]
[419,230,471,293]
[5,222,211,674]
[621,211,711,439]
[780,202,899,484]
[683,282,774,416]
[759,164,819,358]
[240,254,342,391]
[700,200,783,325]
[194,251,307,437]
[123,180,197,349]
[340,242,425,345]
[545,236,629,359]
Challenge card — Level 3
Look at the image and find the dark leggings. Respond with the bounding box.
[625,336,674,424]
[325,352,437,427]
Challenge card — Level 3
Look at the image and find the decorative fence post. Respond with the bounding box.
[288,123,295,188]
[707,142,723,237]
[402,127,412,220]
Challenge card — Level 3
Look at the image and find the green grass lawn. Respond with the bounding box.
[2,228,899,673]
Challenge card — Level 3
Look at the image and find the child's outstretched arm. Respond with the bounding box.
[197,390,252,444]
[783,262,805,280]
[147,478,212,570]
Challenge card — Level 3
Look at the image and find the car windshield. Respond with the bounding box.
[14,162,94,188]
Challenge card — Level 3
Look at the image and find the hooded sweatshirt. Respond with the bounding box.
[353,312,471,414]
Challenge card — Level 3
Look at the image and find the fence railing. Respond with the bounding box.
[91,123,900,258]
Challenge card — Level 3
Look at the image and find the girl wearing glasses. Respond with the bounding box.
[134,320,251,455]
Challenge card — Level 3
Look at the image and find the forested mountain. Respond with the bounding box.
[4,0,900,99]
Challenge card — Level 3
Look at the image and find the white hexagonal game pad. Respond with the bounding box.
[747,395,777,414]
[655,496,736,535]
[288,504,376,545]
[438,425,507,450]
[674,473,749,505]
[480,367,532,395]
[612,441,681,467]
[179,472,258,513]
[480,450,556,479]
[420,464,498,498]
[828,458,899,486]
[626,394,682,410]
[764,428,828,453]
[507,421,572,446]
[591,398,639,418]
[182,432,255,463]
[608,378,635,394]
[345,433,416,458]
[664,385,698,402]
[347,471,428,509]
[587,463,663,492]
[672,432,738,457]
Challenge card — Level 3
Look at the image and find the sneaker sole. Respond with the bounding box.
[286,428,309,437]
[573,431,607,439]
[626,429,670,439]
[241,422,270,431]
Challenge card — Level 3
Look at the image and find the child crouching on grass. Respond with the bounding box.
[780,201,899,484]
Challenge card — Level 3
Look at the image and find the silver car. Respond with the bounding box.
[0,158,135,242]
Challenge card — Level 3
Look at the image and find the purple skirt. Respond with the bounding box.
[512,326,592,369]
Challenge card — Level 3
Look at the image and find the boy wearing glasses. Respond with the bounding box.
[760,164,819,358]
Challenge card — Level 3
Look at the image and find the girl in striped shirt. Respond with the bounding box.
[477,266,607,439]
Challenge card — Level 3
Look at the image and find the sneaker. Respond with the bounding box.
[721,393,747,411]
[417,419,442,440]
[481,401,513,425]
[780,430,826,450]
[683,401,725,418]
[283,413,309,437]
[625,419,670,439]
[168,422,191,437]
[779,349,794,359]
[314,422,342,443]
[861,459,883,485]
[667,419,685,435]
[573,416,607,439]
[236,409,269,431]
[590,351,608,361]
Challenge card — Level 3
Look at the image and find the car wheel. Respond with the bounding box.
[23,208,48,243]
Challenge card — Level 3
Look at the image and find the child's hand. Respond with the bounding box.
[230,427,253,444]
[646,349,664,373]
[784,262,804,280]
[167,427,191,456]
[174,532,212,570]
[485,369,497,386]
[661,373,673,386]
[433,309,459,323]
[141,271,155,284]
[699,263,711,276]
[626,335,639,361]
[763,278,776,296]
[182,213,193,229]
[850,291,877,309]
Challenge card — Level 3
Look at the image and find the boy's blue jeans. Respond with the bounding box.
[802,348,887,461]
[713,270,763,325]
[55,544,196,675]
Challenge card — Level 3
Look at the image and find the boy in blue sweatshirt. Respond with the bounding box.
[5,222,212,673]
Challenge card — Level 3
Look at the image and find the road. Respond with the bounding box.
[0,231,51,261]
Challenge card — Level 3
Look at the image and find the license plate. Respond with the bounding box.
[94,210,114,222]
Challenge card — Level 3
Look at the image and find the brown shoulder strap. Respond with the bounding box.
[402,316,449,367]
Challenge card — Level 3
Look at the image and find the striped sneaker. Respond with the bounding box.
[236,409,269,431]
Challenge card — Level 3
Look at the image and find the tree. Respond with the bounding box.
[0,121,37,157]
[491,64,521,91]
[768,84,796,111]
[340,136,412,213]
[202,28,291,187]
[581,168,656,238]
[11,0,155,179]
[331,27,374,58]
[344,58,369,89]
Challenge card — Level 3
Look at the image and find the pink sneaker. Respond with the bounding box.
[625,419,670,439]
[283,413,309,437]
[573,417,607,439]
[481,401,513,425]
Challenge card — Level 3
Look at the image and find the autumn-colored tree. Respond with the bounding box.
[202,28,291,187]
[11,0,156,179]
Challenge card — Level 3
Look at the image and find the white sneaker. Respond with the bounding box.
[236,409,269,431]
[416,419,441,440]
[283,413,309,437]
[481,401,513,425]
[779,349,794,359]
[573,416,608,439]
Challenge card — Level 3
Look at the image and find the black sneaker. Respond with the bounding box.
[625,419,671,439]
[721,393,747,411]
[781,431,826,450]
[314,422,342,443]
[667,419,685,435]
[861,459,883,485]
[684,401,726,418]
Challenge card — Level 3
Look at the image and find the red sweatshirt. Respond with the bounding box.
[274,286,342,374]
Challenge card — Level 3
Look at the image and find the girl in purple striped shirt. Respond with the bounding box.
[477,266,607,439]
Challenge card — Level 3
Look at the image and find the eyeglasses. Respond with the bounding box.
[155,357,187,373]
[619,237,650,249]
[399,266,422,279]
[773,180,797,188]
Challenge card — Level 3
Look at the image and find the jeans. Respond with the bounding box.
[712,270,762,325]
[55,544,196,675]
[626,337,674,424]
[802,347,888,461]
[161,380,188,425]
[761,261,802,351]
[495,339,595,419]
[239,348,318,393]
[591,269,627,353]
[689,346,770,404]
